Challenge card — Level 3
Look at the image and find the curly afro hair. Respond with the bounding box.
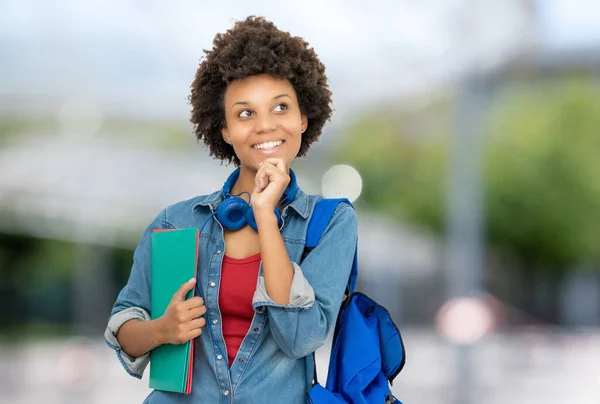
[189,16,333,166]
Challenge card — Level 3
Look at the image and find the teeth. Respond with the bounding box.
[253,140,283,150]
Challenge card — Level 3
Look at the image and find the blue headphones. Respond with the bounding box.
[214,167,298,232]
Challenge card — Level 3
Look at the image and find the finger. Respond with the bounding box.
[180,295,204,310]
[180,301,206,321]
[254,164,263,191]
[264,158,286,171]
[172,278,196,303]
[182,304,207,321]
[187,328,203,340]
[260,168,271,190]
[262,160,287,179]
[181,296,204,310]
[188,317,207,329]
[255,166,269,192]
[260,164,285,189]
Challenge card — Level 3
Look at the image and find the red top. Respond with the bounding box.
[218,253,261,366]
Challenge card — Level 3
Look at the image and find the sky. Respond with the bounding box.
[536,0,600,49]
[0,0,598,122]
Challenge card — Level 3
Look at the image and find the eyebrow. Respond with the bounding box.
[231,94,291,109]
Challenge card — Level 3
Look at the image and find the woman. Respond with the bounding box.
[105,16,357,404]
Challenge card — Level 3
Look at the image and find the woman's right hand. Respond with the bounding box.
[156,278,207,345]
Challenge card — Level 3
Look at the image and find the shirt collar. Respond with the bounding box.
[191,189,222,212]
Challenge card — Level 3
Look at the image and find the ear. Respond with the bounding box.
[221,127,231,145]
[301,115,308,133]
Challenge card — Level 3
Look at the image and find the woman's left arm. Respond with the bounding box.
[254,208,296,305]
[253,202,357,359]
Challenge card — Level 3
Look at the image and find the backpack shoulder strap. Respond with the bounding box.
[305,197,351,248]
[305,197,357,293]
[305,197,356,387]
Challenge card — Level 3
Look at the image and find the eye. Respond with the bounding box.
[273,103,288,112]
[238,109,252,118]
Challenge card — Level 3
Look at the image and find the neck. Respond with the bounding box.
[230,166,258,203]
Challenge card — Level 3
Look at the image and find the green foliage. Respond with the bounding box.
[335,78,600,272]
[0,118,54,144]
[334,113,448,231]
[485,79,600,269]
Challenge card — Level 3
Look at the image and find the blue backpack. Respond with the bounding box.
[305,198,406,404]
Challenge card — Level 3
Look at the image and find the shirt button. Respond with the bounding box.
[224,390,230,396]
[217,354,223,360]
[253,327,259,332]
[216,250,222,254]
[238,358,245,363]
[210,281,216,287]
[212,319,219,325]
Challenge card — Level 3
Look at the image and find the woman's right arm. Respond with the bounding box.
[116,279,206,358]
[116,318,163,358]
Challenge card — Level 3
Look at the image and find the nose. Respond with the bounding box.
[255,112,277,134]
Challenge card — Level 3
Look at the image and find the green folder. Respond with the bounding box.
[150,228,199,394]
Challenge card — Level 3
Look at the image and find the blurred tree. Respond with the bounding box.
[0,234,41,330]
[485,78,600,273]
[333,108,449,232]
[334,78,600,277]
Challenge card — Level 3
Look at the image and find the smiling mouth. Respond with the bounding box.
[252,140,284,151]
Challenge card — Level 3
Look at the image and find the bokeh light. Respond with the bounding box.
[321,164,363,203]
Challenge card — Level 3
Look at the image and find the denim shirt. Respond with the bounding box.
[104,185,358,404]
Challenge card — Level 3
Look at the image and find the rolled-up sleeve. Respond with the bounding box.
[104,210,165,378]
[104,307,151,378]
[252,203,357,359]
[252,262,316,310]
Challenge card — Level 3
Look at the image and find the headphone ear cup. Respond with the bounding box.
[246,206,283,232]
[216,197,249,231]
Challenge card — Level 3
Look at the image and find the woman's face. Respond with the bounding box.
[221,74,307,172]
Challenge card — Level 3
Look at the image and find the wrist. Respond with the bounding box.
[151,318,166,346]
[253,207,279,224]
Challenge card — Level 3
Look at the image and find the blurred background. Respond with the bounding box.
[1,0,599,403]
